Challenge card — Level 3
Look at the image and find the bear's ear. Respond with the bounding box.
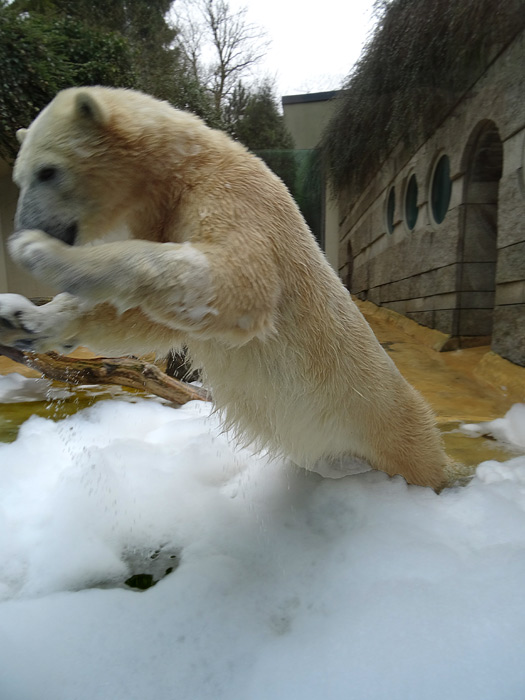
[16,128,28,145]
[74,92,108,127]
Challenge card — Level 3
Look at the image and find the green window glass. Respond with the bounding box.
[431,155,452,224]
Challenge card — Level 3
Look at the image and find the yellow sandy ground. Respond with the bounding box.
[356,299,524,423]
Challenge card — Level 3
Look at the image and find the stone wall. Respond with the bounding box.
[339,31,525,366]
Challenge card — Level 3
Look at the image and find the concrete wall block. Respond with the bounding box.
[339,262,350,284]
[349,221,371,257]
[495,280,525,305]
[418,265,458,296]
[459,308,494,336]
[383,267,457,301]
[411,227,460,273]
[345,181,386,232]
[369,201,387,247]
[428,204,461,237]
[430,292,459,310]
[394,239,420,281]
[369,246,404,287]
[403,293,457,312]
[503,130,525,173]
[406,310,435,329]
[496,241,525,284]
[497,174,525,249]
[382,278,411,301]
[462,203,498,262]
[495,33,525,140]
[405,296,426,312]
[373,239,414,287]
[384,299,408,315]
[459,291,496,308]
[351,262,369,293]
[433,309,456,335]
[460,262,497,291]
[340,236,357,274]
[465,182,499,205]
[340,217,353,243]
[448,176,465,211]
[339,232,349,262]
[492,304,525,366]
[367,286,382,305]
[407,274,425,298]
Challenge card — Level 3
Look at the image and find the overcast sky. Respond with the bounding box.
[232,0,377,97]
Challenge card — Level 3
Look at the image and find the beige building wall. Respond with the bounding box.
[282,91,341,271]
[0,158,56,298]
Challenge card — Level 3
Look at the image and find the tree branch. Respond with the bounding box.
[0,344,211,405]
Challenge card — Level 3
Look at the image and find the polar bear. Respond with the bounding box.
[0,86,451,489]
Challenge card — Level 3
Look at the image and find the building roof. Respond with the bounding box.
[281,91,340,106]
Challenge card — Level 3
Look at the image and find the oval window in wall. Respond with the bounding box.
[386,186,395,234]
[431,154,452,224]
[405,174,418,230]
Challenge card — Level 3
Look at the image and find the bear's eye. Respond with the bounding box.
[36,166,58,183]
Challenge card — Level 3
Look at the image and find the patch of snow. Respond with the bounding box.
[0,382,524,700]
[461,403,525,450]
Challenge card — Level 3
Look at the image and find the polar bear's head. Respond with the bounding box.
[13,88,124,246]
[13,87,204,247]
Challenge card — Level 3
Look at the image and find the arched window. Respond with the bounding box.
[386,186,395,234]
[431,155,452,224]
[405,174,418,230]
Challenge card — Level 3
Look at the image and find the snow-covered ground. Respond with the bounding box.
[0,373,524,700]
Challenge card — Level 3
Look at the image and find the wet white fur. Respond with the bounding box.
[4,87,451,488]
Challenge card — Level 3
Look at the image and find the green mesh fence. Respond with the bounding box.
[255,149,324,249]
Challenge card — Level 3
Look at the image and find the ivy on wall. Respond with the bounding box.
[320,0,525,194]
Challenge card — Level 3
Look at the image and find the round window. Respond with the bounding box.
[431,155,452,224]
[405,174,418,230]
[386,186,395,234]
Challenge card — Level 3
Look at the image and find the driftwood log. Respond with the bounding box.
[0,344,210,405]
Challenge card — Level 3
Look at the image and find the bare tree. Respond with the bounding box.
[175,0,269,115]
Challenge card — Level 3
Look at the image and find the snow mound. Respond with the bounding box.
[462,403,525,450]
[0,384,524,700]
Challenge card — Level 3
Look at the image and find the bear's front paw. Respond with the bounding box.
[0,293,79,353]
[0,294,48,351]
[8,229,63,274]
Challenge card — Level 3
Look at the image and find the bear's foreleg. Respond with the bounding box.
[0,293,183,356]
[9,230,215,321]
[8,229,279,345]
